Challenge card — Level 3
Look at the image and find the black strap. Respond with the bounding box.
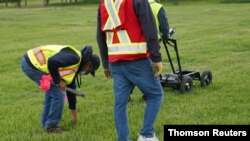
[76,74,82,88]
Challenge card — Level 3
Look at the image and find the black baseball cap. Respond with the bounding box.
[90,54,100,77]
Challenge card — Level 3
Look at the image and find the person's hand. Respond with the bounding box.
[153,62,163,77]
[104,68,112,79]
[59,80,67,91]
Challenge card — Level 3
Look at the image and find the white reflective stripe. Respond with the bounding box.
[103,0,123,30]
[106,32,114,45]
[117,30,131,43]
[115,0,123,9]
[105,20,113,30]
[105,0,123,30]
[106,30,131,45]
[33,48,46,65]
[108,43,147,54]
[59,69,75,77]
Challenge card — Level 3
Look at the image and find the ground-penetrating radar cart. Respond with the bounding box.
[159,29,212,93]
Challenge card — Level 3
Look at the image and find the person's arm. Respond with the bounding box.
[67,82,78,124]
[96,8,109,69]
[158,7,170,40]
[133,0,162,63]
[96,6,112,78]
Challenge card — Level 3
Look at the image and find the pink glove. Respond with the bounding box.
[40,75,52,92]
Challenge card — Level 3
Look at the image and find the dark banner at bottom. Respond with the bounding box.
[164,125,250,140]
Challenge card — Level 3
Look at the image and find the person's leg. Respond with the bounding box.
[21,56,47,128]
[41,91,51,128]
[110,64,134,141]
[45,84,65,129]
[125,59,163,138]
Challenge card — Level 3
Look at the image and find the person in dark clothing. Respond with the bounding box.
[149,0,172,41]
[149,0,171,39]
[20,45,100,133]
[97,0,163,141]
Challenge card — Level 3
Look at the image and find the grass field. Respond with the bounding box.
[0,1,249,141]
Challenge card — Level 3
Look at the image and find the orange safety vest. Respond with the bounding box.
[100,0,150,63]
[27,45,81,84]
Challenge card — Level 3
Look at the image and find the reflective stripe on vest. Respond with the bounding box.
[103,0,123,30]
[106,30,146,55]
[33,47,46,66]
[59,68,77,77]
[117,30,131,43]
[106,30,131,44]
[108,42,147,55]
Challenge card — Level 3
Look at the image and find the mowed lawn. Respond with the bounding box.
[0,1,249,141]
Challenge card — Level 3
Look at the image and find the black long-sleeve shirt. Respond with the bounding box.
[47,48,80,84]
[158,7,170,40]
[48,48,84,110]
[96,0,162,69]
[47,48,82,110]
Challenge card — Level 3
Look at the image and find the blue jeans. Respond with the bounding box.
[20,56,65,128]
[109,58,163,141]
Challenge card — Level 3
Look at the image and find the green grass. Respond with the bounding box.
[0,1,250,141]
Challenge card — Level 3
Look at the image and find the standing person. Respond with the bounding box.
[148,0,171,41]
[20,45,100,133]
[97,0,164,141]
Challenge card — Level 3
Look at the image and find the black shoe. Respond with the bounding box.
[46,125,62,134]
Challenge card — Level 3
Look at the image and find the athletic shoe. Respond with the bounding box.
[137,133,159,141]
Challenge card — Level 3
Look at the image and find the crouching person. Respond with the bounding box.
[20,45,100,133]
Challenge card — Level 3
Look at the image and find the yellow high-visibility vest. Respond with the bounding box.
[27,45,81,84]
